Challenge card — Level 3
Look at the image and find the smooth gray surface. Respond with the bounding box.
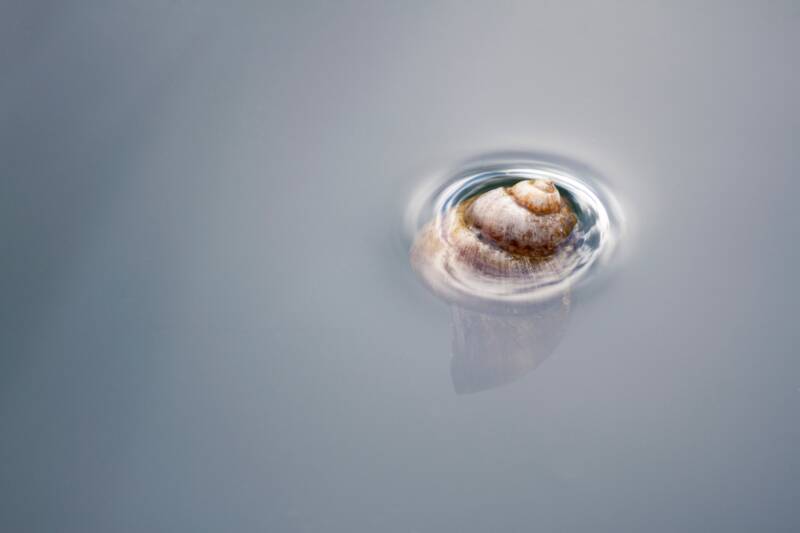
[2,2,799,532]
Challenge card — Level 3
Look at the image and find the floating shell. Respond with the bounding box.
[411,179,578,283]
[408,163,620,393]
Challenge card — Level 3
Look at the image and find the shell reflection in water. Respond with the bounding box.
[449,294,570,394]
[409,162,617,393]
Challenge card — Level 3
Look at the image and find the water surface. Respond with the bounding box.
[2,2,799,532]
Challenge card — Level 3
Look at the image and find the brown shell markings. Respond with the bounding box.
[411,179,578,279]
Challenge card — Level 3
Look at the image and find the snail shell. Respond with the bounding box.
[412,179,578,280]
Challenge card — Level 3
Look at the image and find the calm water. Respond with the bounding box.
[2,2,799,532]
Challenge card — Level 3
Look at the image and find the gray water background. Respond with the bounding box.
[2,2,799,532]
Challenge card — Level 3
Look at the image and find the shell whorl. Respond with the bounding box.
[411,179,579,281]
[462,179,576,258]
[508,179,562,214]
